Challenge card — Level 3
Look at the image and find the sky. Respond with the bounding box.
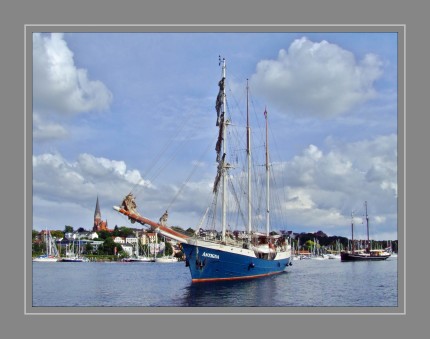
[31,30,398,240]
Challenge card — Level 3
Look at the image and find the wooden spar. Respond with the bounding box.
[113,206,189,243]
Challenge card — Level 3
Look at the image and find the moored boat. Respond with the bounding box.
[341,202,391,262]
[155,256,178,263]
[340,249,391,261]
[123,231,155,262]
[33,254,59,262]
[60,256,90,262]
[124,256,155,262]
[33,229,60,262]
[59,240,89,262]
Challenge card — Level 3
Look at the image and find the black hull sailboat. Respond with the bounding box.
[340,202,391,262]
[340,250,390,261]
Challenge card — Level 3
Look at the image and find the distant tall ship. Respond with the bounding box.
[114,57,292,282]
[340,202,391,262]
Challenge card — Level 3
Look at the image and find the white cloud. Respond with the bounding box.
[32,153,149,207]
[270,134,397,234]
[32,131,397,239]
[250,37,383,117]
[32,151,212,230]
[33,113,69,141]
[33,33,112,115]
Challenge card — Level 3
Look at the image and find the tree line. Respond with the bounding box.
[291,231,398,253]
[32,226,398,257]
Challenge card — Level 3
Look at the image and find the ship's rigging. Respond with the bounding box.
[115,57,292,282]
[119,58,289,240]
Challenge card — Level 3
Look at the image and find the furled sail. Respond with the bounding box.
[215,115,224,162]
[215,77,225,126]
[213,153,225,193]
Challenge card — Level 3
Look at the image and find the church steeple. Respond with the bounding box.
[94,195,101,221]
[93,196,109,232]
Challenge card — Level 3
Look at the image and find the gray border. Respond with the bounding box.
[3,0,424,336]
[25,25,404,315]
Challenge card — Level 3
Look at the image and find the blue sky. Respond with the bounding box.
[32,31,398,240]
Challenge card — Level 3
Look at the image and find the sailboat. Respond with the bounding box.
[155,236,178,263]
[60,239,90,262]
[33,229,60,262]
[340,202,391,262]
[114,57,292,282]
[327,239,342,259]
[125,231,155,262]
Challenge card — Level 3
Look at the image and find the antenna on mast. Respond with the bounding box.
[219,55,224,66]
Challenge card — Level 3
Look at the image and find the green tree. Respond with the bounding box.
[304,240,315,251]
[165,241,173,256]
[64,225,74,233]
[50,230,64,239]
[118,249,128,260]
[118,226,134,238]
[185,228,195,236]
[97,230,111,240]
[84,242,94,254]
[32,230,39,241]
[32,240,44,256]
[100,237,121,255]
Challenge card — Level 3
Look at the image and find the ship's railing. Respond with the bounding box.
[192,233,290,253]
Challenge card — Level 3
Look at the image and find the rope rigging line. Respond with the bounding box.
[206,190,219,231]
[123,108,197,201]
[218,169,247,231]
[267,119,289,228]
[146,136,191,183]
[165,137,215,212]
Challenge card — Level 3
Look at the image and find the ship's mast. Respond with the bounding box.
[351,211,355,253]
[365,201,370,252]
[246,79,252,235]
[221,57,227,243]
[264,108,270,236]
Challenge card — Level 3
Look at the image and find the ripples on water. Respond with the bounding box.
[32,257,398,308]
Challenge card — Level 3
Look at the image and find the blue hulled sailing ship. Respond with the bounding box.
[114,57,292,282]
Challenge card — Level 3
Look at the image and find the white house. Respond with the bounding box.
[90,240,104,251]
[88,232,99,240]
[145,232,158,244]
[125,237,138,244]
[113,236,125,244]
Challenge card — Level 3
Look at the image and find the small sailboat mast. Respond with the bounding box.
[365,201,370,252]
[351,210,355,253]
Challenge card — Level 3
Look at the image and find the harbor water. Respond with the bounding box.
[32,257,398,308]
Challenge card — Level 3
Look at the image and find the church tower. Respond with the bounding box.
[93,196,108,232]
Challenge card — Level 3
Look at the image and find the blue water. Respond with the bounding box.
[32,257,398,308]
